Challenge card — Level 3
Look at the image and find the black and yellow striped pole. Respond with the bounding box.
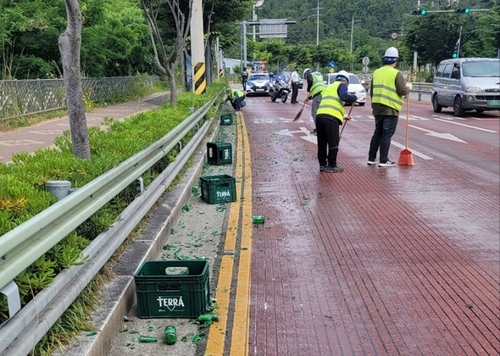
[191,0,206,94]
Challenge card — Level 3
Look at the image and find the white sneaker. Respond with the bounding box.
[367,160,377,166]
[378,160,396,167]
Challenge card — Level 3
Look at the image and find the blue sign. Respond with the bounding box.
[223,61,226,69]
[329,61,336,68]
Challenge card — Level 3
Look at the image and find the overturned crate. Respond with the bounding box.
[207,141,232,165]
[220,113,234,125]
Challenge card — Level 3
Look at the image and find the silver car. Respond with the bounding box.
[431,58,500,116]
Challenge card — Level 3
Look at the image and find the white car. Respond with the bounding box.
[246,73,271,96]
[324,72,366,106]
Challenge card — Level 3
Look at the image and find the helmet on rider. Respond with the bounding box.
[335,70,350,83]
[303,68,311,79]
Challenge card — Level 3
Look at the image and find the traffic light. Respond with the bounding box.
[455,8,470,14]
[452,41,460,58]
[410,9,427,15]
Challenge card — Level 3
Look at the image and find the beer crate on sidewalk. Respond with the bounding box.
[200,174,237,204]
[207,141,232,165]
[134,260,210,319]
[220,113,234,125]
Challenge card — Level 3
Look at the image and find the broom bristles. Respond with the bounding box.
[398,149,415,166]
[293,108,303,122]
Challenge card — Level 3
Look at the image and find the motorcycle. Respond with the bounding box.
[269,79,290,103]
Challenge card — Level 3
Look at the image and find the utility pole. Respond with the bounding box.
[252,0,264,60]
[350,15,354,71]
[316,0,320,45]
[191,0,205,94]
[413,0,420,81]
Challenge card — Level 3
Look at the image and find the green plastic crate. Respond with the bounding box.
[220,113,234,125]
[134,260,210,319]
[207,142,232,165]
[200,174,236,204]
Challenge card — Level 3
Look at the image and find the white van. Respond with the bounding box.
[431,58,500,116]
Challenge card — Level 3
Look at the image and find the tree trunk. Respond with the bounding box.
[59,0,90,160]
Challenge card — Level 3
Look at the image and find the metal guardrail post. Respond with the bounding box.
[0,281,21,329]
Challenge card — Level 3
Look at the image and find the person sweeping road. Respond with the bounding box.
[368,46,411,167]
[303,68,326,134]
[315,70,357,173]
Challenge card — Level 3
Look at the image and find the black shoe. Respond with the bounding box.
[320,165,328,172]
[324,166,344,173]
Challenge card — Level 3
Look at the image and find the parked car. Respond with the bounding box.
[431,58,500,116]
[246,73,271,96]
[324,72,366,106]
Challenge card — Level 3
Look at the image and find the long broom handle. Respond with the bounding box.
[405,75,411,149]
[340,103,355,138]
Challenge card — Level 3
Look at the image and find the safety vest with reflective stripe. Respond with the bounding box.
[310,72,326,97]
[316,81,346,123]
[371,65,403,112]
[230,88,244,99]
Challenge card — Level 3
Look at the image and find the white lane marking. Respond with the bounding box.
[409,125,467,143]
[391,141,433,160]
[432,118,497,133]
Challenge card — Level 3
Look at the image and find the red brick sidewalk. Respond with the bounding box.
[240,95,499,355]
[0,92,168,163]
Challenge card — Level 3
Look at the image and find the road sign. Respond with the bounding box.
[329,61,336,68]
[223,61,226,69]
[363,65,369,74]
[329,68,335,73]
[362,57,370,66]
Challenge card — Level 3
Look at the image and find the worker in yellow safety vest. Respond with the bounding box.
[368,46,411,167]
[303,68,327,134]
[315,70,357,173]
[225,88,246,112]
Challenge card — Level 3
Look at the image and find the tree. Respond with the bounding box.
[59,0,91,159]
[141,0,192,107]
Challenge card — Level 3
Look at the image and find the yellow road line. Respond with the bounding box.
[205,111,252,355]
[229,112,252,356]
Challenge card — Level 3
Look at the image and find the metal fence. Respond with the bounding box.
[0,76,159,121]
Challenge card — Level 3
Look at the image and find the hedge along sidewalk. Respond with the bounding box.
[0,91,169,163]
[60,108,239,356]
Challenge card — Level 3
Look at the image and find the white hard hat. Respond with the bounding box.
[336,70,350,82]
[303,68,311,78]
[384,47,399,58]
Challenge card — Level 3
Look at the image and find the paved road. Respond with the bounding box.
[207,92,499,355]
[3,90,499,356]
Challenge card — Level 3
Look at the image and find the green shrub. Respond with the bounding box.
[0,80,226,350]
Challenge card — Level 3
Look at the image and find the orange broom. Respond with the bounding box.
[398,76,415,166]
[292,92,311,122]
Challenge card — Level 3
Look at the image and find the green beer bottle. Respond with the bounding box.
[164,325,177,345]
[138,335,157,343]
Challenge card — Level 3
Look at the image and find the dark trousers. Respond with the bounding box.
[316,114,341,167]
[231,96,245,111]
[291,83,299,102]
[242,79,247,91]
[368,115,399,163]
